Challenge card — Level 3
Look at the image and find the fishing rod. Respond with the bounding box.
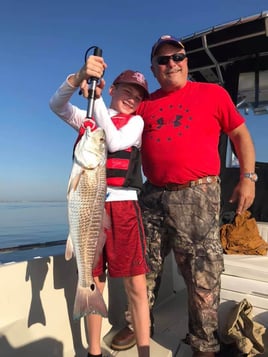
[72,46,103,158]
[79,45,103,119]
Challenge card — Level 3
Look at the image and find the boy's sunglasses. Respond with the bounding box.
[156,53,187,65]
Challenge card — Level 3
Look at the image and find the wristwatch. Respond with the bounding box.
[241,172,258,182]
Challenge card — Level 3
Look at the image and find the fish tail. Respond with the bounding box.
[73,283,108,320]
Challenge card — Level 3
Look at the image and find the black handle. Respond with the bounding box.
[86,46,103,118]
[94,47,102,57]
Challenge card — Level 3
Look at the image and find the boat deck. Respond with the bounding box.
[101,288,268,357]
[100,288,189,357]
[1,250,268,357]
[99,250,268,357]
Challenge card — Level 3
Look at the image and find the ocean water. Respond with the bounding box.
[0,202,68,263]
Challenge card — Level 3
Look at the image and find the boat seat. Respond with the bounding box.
[220,221,268,336]
[223,222,268,283]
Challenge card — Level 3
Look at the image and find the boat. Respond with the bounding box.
[1,11,268,357]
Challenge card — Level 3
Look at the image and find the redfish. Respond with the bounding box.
[66,125,108,319]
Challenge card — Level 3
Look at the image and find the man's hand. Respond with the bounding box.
[229,178,255,214]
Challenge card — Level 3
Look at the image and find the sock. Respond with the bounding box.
[87,353,102,357]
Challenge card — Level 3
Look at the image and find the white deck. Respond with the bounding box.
[1,250,268,357]
[100,255,191,357]
[101,289,190,357]
[101,248,268,357]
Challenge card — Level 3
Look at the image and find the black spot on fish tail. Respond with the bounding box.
[73,283,108,320]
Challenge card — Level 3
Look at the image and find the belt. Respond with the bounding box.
[164,176,219,191]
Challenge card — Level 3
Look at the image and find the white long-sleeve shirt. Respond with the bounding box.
[49,76,144,201]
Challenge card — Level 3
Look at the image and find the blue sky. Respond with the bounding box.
[1,0,267,201]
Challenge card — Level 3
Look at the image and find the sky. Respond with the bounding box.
[1,0,267,201]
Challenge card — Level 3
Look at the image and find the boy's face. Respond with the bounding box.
[109,83,144,114]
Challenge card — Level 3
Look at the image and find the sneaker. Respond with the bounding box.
[111,326,136,351]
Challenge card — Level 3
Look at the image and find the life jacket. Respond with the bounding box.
[73,115,142,190]
[106,113,142,190]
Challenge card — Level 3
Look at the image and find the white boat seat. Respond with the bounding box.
[223,222,268,283]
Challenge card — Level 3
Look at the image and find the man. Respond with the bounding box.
[112,35,256,357]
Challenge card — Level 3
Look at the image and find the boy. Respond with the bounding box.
[49,58,150,357]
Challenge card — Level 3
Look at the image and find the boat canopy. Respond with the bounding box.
[182,11,268,113]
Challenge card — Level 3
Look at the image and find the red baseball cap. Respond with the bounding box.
[113,70,149,98]
[151,35,184,61]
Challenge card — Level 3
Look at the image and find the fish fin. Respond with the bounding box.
[73,283,108,320]
[92,229,106,269]
[92,208,110,269]
[103,208,111,230]
[65,234,74,261]
[67,169,84,197]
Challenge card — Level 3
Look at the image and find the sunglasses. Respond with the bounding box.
[156,53,187,65]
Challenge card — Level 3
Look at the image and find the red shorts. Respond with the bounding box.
[93,200,149,278]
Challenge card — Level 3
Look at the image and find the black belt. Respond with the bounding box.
[164,176,219,191]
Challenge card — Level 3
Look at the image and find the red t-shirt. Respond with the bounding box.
[137,81,245,186]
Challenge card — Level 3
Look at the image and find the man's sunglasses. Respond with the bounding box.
[156,53,187,65]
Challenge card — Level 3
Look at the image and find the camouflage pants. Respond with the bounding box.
[139,180,224,352]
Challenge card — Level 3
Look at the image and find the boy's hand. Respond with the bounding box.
[80,78,106,99]
[69,55,107,88]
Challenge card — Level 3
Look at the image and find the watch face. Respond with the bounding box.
[252,173,258,182]
[244,173,258,182]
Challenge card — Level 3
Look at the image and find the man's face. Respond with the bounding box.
[151,44,188,92]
